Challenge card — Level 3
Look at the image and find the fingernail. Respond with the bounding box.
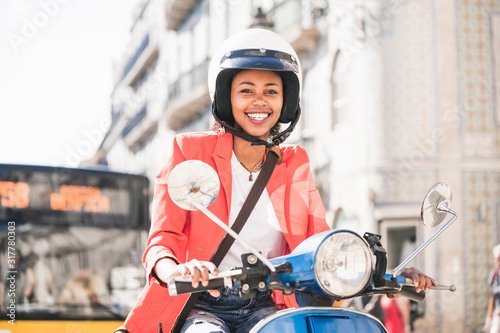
[202,281,208,287]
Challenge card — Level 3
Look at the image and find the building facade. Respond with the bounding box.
[90,0,500,331]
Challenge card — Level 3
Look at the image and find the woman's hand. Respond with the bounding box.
[173,259,219,288]
[389,267,438,298]
[155,258,219,289]
[401,267,438,293]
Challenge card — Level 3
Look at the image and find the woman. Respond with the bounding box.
[119,29,436,333]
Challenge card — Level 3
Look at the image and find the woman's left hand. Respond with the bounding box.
[389,267,438,298]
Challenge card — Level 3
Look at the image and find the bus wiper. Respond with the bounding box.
[91,302,128,320]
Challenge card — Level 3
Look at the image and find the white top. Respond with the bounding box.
[218,153,287,272]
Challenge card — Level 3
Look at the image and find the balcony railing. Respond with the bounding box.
[168,58,210,102]
[121,105,147,138]
[122,34,150,80]
[164,57,211,130]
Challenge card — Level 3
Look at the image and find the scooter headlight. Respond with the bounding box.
[314,231,373,298]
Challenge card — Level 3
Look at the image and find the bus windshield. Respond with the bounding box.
[0,164,150,321]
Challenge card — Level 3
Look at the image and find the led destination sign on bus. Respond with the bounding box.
[0,181,29,209]
[1,181,111,214]
[0,165,149,228]
[50,184,110,213]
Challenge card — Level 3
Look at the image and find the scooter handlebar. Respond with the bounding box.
[168,277,225,296]
[384,275,455,301]
[399,285,426,302]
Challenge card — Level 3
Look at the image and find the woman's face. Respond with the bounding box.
[230,69,283,140]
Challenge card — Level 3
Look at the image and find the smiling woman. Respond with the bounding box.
[117,29,332,333]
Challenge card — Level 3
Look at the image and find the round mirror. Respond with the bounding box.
[167,160,220,211]
[420,183,452,227]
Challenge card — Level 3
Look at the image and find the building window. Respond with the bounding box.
[379,219,419,270]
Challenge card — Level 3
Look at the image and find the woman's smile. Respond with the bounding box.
[246,111,271,123]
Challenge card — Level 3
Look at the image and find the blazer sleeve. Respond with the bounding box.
[143,135,191,281]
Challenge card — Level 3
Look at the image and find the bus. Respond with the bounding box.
[0,164,150,332]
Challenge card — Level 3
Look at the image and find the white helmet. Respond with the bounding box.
[208,29,302,147]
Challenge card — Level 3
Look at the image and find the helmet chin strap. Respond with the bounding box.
[233,129,273,147]
[269,106,300,146]
[212,103,300,148]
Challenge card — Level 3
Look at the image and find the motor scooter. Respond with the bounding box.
[165,160,457,333]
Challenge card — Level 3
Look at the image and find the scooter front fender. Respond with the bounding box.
[250,307,387,333]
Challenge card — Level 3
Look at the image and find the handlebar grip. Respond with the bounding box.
[400,285,426,302]
[168,277,225,296]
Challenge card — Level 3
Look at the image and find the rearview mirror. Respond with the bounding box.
[167,160,220,211]
[420,183,452,227]
[393,182,457,276]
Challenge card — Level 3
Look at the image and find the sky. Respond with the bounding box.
[0,0,139,167]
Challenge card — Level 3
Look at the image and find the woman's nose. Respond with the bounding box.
[252,92,267,106]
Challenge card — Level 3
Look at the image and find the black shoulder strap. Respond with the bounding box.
[171,150,279,333]
[211,150,278,265]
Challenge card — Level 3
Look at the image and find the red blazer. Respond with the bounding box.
[124,130,329,332]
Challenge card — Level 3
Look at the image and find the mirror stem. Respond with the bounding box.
[438,203,457,217]
[393,210,457,277]
[186,193,277,274]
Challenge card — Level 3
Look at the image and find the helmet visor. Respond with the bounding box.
[220,49,299,73]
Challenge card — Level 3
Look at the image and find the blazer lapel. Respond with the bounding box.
[212,131,233,218]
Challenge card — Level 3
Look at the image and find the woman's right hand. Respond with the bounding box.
[155,258,219,290]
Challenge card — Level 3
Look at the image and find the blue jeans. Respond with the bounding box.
[180,287,279,333]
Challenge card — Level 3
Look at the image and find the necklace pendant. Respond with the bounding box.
[249,173,253,181]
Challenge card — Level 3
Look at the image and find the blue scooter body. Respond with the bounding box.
[249,231,388,332]
[251,307,387,333]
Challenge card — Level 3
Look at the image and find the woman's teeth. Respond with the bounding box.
[247,113,269,121]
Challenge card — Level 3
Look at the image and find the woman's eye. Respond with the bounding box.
[266,90,278,95]
[240,89,252,93]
